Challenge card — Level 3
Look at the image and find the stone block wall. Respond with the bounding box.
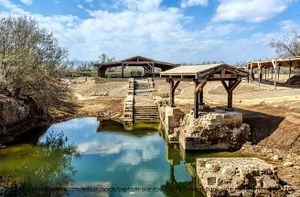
[179,112,250,151]
[123,78,135,128]
[159,106,185,143]
[196,158,290,197]
[147,78,155,92]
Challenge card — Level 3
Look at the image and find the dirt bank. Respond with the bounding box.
[1,78,128,144]
[48,77,127,122]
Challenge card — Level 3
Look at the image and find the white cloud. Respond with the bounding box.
[278,20,300,32]
[20,0,33,5]
[0,0,28,14]
[213,0,293,23]
[119,0,162,11]
[181,0,209,8]
[78,141,122,154]
[135,169,161,184]
[0,0,291,64]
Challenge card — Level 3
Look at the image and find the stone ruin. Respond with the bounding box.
[176,111,251,151]
[196,158,292,197]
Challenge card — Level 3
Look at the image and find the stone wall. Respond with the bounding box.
[123,78,134,129]
[196,158,291,197]
[147,78,155,92]
[179,112,250,151]
[158,106,185,143]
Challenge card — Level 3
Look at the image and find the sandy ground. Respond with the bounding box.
[49,77,128,121]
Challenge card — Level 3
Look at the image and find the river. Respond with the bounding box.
[0,117,245,196]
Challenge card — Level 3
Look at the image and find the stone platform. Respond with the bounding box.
[179,111,250,151]
[196,158,290,197]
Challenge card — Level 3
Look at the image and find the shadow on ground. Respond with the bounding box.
[234,108,284,145]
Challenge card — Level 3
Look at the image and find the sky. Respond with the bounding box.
[0,0,299,64]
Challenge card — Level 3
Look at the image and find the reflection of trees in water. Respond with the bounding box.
[1,131,79,196]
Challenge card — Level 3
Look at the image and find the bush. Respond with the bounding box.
[0,16,69,112]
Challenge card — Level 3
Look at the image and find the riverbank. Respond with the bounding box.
[0,78,127,145]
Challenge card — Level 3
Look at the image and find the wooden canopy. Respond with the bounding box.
[160,64,248,118]
[245,56,300,89]
[94,55,178,77]
[246,56,300,69]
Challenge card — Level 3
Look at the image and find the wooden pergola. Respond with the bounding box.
[160,64,248,119]
[245,56,300,89]
[94,55,178,78]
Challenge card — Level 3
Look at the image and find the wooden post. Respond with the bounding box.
[258,63,262,87]
[271,68,273,79]
[272,60,277,90]
[227,80,233,110]
[277,65,280,82]
[264,68,267,81]
[194,81,199,119]
[121,63,124,78]
[289,62,292,80]
[152,63,155,77]
[199,90,204,105]
[222,78,241,111]
[169,80,174,107]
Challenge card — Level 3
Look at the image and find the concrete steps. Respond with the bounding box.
[132,78,159,121]
[134,105,159,120]
[134,79,150,96]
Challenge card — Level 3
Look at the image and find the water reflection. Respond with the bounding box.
[0,117,246,197]
[0,131,79,196]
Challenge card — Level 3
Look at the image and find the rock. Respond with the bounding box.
[197,158,286,196]
[212,164,221,172]
[271,154,282,161]
[207,177,216,186]
[260,175,280,189]
[283,162,294,167]
[0,144,7,149]
[179,111,251,151]
[222,166,236,177]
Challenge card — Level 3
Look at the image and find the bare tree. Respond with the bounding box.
[269,30,300,57]
[98,53,115,63]
[0,16,68,112]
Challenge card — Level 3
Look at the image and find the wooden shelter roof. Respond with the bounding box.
[246,56,300,69]
[94,55,178,71]
[160,63,248,80]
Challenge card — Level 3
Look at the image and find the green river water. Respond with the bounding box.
[0,117,245,197]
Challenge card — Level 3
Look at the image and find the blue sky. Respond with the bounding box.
[0,0,299,64]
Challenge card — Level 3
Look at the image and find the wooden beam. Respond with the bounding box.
[222,78,241,110]
[195,78,207,92]
[229,78,242,92]
[174,81,180,91]
[221,80,229,92]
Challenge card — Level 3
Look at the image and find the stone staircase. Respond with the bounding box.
[134,79,150,96]
[133,78,159,121]
[134,104,160,121]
